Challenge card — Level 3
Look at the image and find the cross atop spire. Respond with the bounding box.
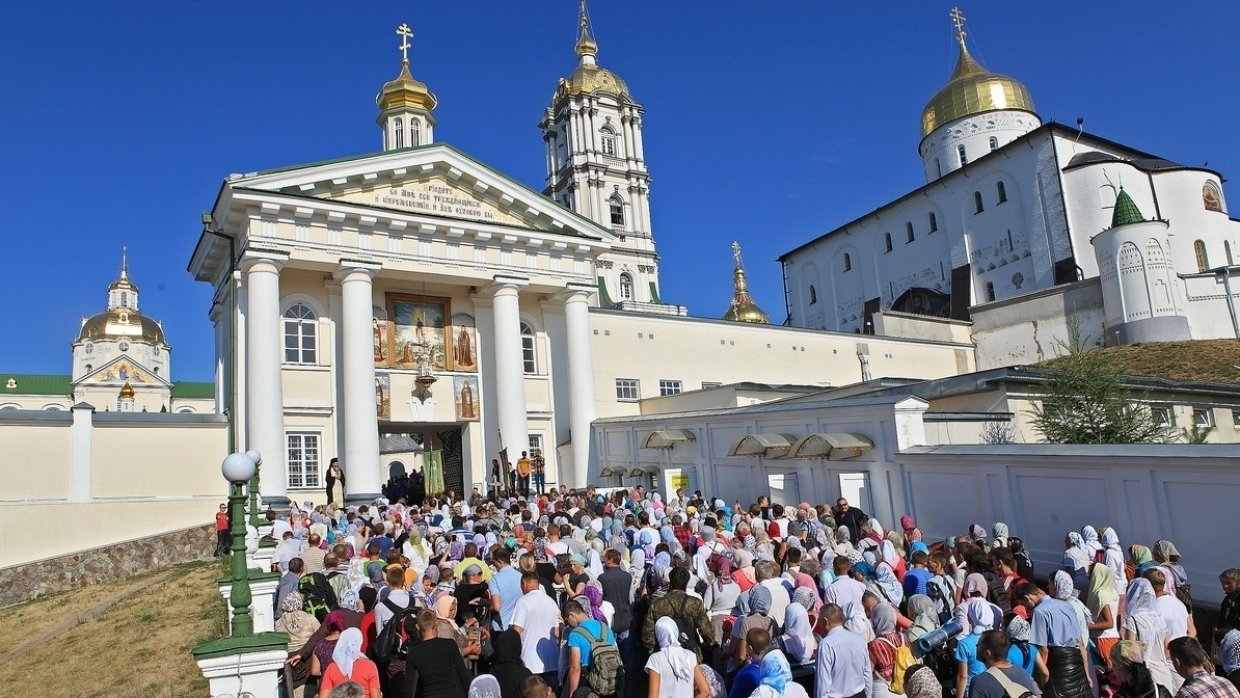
[731,241,745,271]
[949,7,968,44]
[575,0,599,63]
[396,23,413,64]
[119,246,129,281]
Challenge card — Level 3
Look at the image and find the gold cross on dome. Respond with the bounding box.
[396,23,413,62]
[949,7,967,42]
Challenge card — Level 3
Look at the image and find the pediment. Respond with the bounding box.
[229,143,611,240]
[76,355,169,389]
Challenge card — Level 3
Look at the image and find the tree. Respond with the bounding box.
[1030,322,1170,444]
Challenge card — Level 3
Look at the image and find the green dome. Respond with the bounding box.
[1111,188,1145,228]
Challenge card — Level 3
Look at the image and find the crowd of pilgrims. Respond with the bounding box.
[263,485,1240,698]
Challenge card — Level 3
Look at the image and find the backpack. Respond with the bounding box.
[925,579,953,624]
[984,666,1036,698]
[573,623,622,696]
[298,572,339,621]
[985,573,1012,615]
[669,595,702,657]
[877,637,916,694]
[371,599,414,664]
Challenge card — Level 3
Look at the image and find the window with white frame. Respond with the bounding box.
[609,195,625,226]
[615,378,639,401]
[601,134,616,156]
[1152,406,1174,427]
[701,381,723,389]
[286,431,321,488]
[283,303,317,364]
[1193,408,1215,428]
[618,272,634,300]
[528,434,543,456]
[395,119,404,149]
[520,323,537,374]
[658,380,682,396]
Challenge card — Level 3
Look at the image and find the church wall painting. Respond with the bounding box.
[387,294,450,372]
[449,313,477,372]
[373,316,389,367]
[375,371,391,420]
[453,375,479,422]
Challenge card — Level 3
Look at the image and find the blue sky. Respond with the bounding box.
[4,2,1238,380]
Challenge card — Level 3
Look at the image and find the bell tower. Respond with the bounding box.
[541,1,660,308]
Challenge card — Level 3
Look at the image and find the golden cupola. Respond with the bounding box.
[556,0,631,103]
[377,23,438,151]
[919,18,1036,138]
[722,242,770,325]
[78,248,168,346]
[118,381,136,400]
[377,60,437,113]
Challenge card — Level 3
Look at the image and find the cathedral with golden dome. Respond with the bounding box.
[1,250,214,413]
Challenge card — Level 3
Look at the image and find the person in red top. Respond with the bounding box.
[991,548,1028,617]
[214,503,229,557]
[317,627,381,698]
[671,514,692,551]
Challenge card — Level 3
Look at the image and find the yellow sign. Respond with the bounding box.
[670,472,689,491]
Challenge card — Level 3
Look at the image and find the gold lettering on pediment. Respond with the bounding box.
[335,177,526,227]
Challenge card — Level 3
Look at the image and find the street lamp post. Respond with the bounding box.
[245,449,263,528]
[222,452,258,637]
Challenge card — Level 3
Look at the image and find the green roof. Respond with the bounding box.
[172,381,215,399]
[1,374,72,396]
[1111,188,1145,228]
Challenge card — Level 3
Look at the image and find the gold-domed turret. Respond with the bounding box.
[377,23,437,113]
[920,10,1036,138]
[557,0,632,101]
[722,242,770,324]
[118,380,135,400]
[108,246,138,293]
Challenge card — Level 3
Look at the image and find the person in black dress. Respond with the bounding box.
[404,608,471,698]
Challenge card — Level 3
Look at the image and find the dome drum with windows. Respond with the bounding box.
[77,249,168,346]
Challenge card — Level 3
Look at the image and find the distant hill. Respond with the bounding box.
[1042,340,1240,384]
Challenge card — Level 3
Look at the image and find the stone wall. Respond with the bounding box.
[0,523,215,608]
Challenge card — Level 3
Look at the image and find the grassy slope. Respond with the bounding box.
[1042,339,1240,383]
[0,560,227,697]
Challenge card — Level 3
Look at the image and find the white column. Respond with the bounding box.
[489,277,529,467]
[210,303,225,414]
[336,262,382,503]
[562,286,598,487]
[242,252,289,507]
[69,403,93,503]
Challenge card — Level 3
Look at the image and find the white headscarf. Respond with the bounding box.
[587,548,604,580]
[782,603,816,663]
[332,627,365,679]
[654,616,695,682]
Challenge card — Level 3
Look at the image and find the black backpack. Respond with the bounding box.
[985,573,1012,615]
[372,599,415,664]
[298,572,339,622]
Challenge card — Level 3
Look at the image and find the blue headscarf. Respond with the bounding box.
[760,649,793,692]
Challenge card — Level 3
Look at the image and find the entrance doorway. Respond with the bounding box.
[378,423,465,499]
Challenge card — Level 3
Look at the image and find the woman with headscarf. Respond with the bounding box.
[432,595,480,662]
[307,612,346,689]
[906,594,939,657]
[276,591,321,653]
[708,554,740,640]
[835,525,858,559]
[488,628,532,698]
[1130,545,1155,577]
[869,601,908,698]
[580,584,609,626]
[1063,532,1093,590]
[645,616,708,698]
[1006,615,1037,676]
[1219,629,1240,692]
[1151,540,1190,610]
[1086,563,1121,666]
[781,602,817,665]
[1121,578,1181,695]
[1110,640,1173,698]
[955,598,1002,698]
[1051,567,1096,696]
[1100,527,1127,597]
[904,665,943,698]
[731,585,777,666]
[859,519,885,556]
[317,627,380,697]
[402,528,431,579]
[748,649,811,698]
[733,548,757,592]
[900,515,923,554]
[1082,525,1103,559]
[871,557,905,607]
[968,523,988,547]
[992,522,1010,550]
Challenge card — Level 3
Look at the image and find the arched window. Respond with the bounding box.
[84,363,93,373]
[609,194,625,227]
[957,144,968,167]
[808,285,818,305]
[843,253,852,272]
[989,136,999,152]
[394,119,404,149]
[520,322,537,374]
[883,233,892,253]
[618,272,634,300]
[1194,240,1210,272]
[283,303,318,364]
[905,222,915,243]
[996,181,1008,204]
[928,212,938,232]
[985,282,996,302]
[974,191,985,214]
[409,119,420,147]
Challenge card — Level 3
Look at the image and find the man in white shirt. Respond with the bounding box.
[374,566,411,639]
[1146,568,1196,640]
[512,571,562,693]
[824,558,867,614]
[755,560,790,628]
[816,603,873,698]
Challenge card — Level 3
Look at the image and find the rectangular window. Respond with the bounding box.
[658,380,683,396]
[1232,409,1240,429]
[1193,408,1215,428]
[615,378,639,401]
[602,136,616,156]
[701,381,722,389]
[286,431,321,489]
[283,320,317,364]
[1152,406,1173,427]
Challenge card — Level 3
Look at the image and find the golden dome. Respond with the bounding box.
[722,244,769,324]
[77,309,167,345]
[920,40,1035,138]
[558,64,631,101]
[377,60,438,113]
[118,381,135,399]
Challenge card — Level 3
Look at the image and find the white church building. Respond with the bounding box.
[778,23,1240,368]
